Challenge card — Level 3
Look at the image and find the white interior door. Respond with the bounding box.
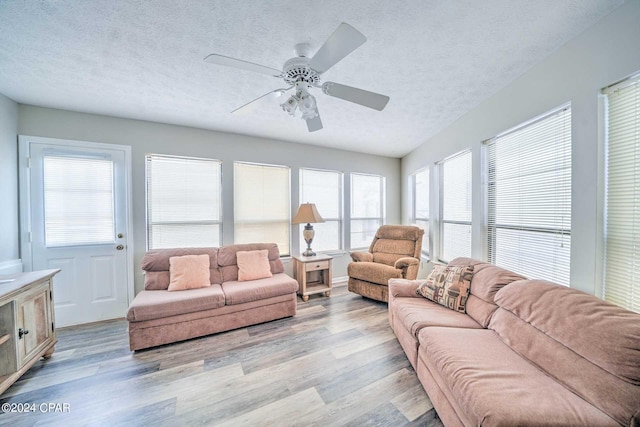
[26,139,130,327]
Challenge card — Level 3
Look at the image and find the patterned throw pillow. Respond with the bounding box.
[416,264,474,313]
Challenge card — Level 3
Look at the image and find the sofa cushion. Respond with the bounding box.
[127,285,225,322]
[490,280,640,425]
[448,257,526,327]
[221,273,298,305]
[218,243,284,282]
[418,327,617,426]
[393,297,482,337]
[236,250,272,281]
[347,261,402,286]
[168,254,211,291]
[141,247,222,290]
[416,264,473,313]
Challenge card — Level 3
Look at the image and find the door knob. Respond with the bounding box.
[18,328,29,339]
[117,233,124,239]
[116,245,125,250]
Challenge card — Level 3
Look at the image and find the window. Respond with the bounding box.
[412,168,429,257]
[603,74,640,312]
[146,154,222,249]
[350,173,385,249]
[44,156,115,246]
[234,162,290,256]
[439,150,472,263]
[486,106,572,285]
[300,168,343,252]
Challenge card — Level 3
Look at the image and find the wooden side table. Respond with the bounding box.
[292,254,333,302]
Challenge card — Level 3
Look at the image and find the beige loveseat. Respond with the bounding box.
[389,257,640,427]
[127,243,298,351]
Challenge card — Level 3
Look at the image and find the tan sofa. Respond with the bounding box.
[389,257,640,427]
[127,243,298,351]
[348,225,424,302]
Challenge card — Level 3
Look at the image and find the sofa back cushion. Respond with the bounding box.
[141,247,222,290]
[217,243,284,282]
[490,280,640,425]
[448,257,526,327]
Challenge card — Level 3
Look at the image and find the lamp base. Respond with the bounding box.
[302,248,316,257]
[303,223,316,257]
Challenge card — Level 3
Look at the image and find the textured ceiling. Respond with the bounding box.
[0,0,624,157]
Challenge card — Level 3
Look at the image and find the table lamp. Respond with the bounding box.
[292,203,325,256]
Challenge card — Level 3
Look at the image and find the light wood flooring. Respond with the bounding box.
[0,286,442,426]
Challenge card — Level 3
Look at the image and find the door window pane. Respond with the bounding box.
[44,156,115,246]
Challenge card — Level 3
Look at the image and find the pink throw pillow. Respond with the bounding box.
[237,250,273,281]
[168,254,211,291]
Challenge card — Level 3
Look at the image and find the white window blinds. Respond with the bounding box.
[604,74,640,312]
[486,106,571,285]
[234,162,291,256]
[146,154,222,249]
[413,168,429,256]
[439,150,472,263]
[300,168,342,252]
[44,156,115,246]
[350,173,385,249]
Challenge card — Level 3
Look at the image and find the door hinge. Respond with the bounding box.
[27,231,32,243]
[26,157,31,168]
[51,322,54,331]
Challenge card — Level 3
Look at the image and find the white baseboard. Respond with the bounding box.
[0,259,23,275]
[333,276,348,287]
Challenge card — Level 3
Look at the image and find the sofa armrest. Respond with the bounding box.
[388,278,422,299]
[350,251,373,262]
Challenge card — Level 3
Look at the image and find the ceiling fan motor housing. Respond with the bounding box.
[282,57,320,86]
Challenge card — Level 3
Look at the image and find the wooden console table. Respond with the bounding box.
[0,269,59,395]
[293,255,333,302]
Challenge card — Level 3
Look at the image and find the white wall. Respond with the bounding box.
[17,105,401,293]
[401,0,640,294]
[0,93,21,274]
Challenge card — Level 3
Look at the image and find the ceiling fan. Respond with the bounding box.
[204,22,390,132]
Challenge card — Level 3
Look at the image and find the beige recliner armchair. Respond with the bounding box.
[348,225,424,302]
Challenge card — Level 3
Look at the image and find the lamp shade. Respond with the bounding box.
[292,203,325,224]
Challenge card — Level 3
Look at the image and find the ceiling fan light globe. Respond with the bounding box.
[281,95,299,116]
[300,93,317,111]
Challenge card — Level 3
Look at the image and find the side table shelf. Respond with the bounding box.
[292,255,333,302]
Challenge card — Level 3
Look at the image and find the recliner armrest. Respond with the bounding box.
[350,251,373,262]
[394,256,419,269]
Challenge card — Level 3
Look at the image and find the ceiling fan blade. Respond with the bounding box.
[306,111,323,132]
[204,54,282,77]
[309,23,366,74]
[232,88,289,114]
[322,82,390,111]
